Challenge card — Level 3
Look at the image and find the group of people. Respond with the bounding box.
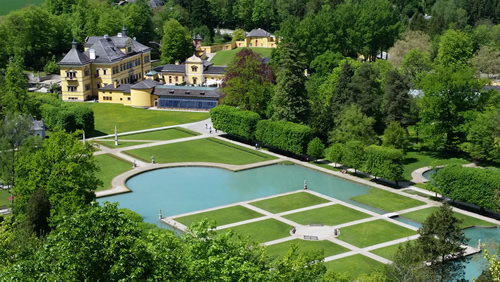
[205,124,217,134]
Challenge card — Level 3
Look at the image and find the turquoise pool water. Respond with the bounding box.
[98,164,498,280]
[422,168,442,181]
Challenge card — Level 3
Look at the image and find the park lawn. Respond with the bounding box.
[351,188,426,212]
[403,151,469,180]
[79,103,209,137]
[310,162,342,172]
[218,219,292,243]
[0,0,44,15]
[324,254,384,278]
[0,189,11,208]
[124,138,276,165]
[174,205,264,227]
[95,140,150,149]
[249,192,330,214]
[337,219,417,248]
[370,241,411,260]
[266,239,349,258]
[283,204,371,226]
[108,128,199,141]
[94,154,132,191]
[210,47,273,66]
[401,207,497,228]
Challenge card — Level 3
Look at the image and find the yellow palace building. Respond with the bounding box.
[59,26,152,101]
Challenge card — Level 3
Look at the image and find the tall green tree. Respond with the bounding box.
[271,42,309,123]
[416,203,468,281]
[418,65,487,152]
[435,29,474,67]
[384,70,411,126]
[384,241,433,281]
[14,130,101,220]
[464,108,500,162]
[221,49,274,117]
[160,19,193,64]
[383,121,410,152]
[329,61,355,124]
[341,141,366,172]
[348,63,383,126]
[2,59,30,114]
[26,187,51,237]
[328,104,378,146]
[401,49,432,87]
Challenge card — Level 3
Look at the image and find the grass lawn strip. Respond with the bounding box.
[210,47,273,66]
[402,151,469,180]
[370,241,411,260]
[401,207,497,228]
[337,219,417,248]
[266,239,349,258]
[174,205,264,227]
[95,140,150,149]
[107,127,199,141]
[94,154,132,191]
[283,204,371,226]
[124,138,276,165]
[79,103,209,137]
[351,188,425,212]
[249,192,330,214]
[218,219,292,243]
[0,0,44,15]
[0,189,11,209]
[324,254,384,278]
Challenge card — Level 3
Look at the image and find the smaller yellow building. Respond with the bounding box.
[197,28,279,55]
[154,55,225,86]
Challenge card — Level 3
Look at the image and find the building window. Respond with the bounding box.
[169,76,172,83]
[193,77,197,84]
[85,84,90,91]
[67,86,77,92]
[191,66,198,72]
[103,96,112,101]
[175,76,178,82]
[103,69,107,75]
[120,98,123,101]
[128,46,132,53]
[95,69,100,77]
[96,83,100,89]
[127,97,131,101]
[144,55,150,63]
[249,43,253,47]
[68,97,78,100]
[261,43,263,47]
[84,68,90,76]
[66,70,76,79]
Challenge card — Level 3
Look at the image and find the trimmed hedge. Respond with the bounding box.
[210,105,261,140]
[255,120,313,155]
[364,145,404,183]
[433,165,500,212]
[41,103,94,132]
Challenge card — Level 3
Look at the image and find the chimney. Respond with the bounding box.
[89,48,96,60]
[104,34,109,40]
[72,39,77,49]
[122,26,127,37]
[117,32,122,38]
[113,79,118,88]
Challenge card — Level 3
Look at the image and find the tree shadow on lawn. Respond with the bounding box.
[87,129,109,138]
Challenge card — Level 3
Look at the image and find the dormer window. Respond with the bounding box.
[191,66,198,72]
[128,46,132,53]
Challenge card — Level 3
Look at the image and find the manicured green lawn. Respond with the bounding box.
[0,189,11,208]
[79,103,209,137]
[174,205,264,227]
[95,140,150,149]
[403,151,469,180]
[310,162,342,172]
[0,0,44,15]
[249,192,330,214]
[266,239,349,258]
[324,254,384,278]
[210,47,273,66]
[351,188,425,212]
[337,220,417,248]
[124,138,276,164]
[401,207,498,228]
[110,128,199,141]
[283,204,371,226]
[218,219,292,243]
[94,154,132,191]
[370,241,410,260]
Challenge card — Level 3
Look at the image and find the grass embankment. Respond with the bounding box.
[401,207,497,228]
[210,47,273,66]
[174,205,264,227]
[0,189,11,208]
[324,254,384,278]
[266,239,349,258]
[337,219,417,248]
[124,138,276,165]
[0,0,44,15]
[249,192,329,214]
[402,151,469,180]
[351,188,426,212]
[79,103,209,137]
[94,154,132,191]
[218,219,292,243]
[108,128,199,141]
[95,140,150,149]
[370,242,410,260]
[283,204,371,226]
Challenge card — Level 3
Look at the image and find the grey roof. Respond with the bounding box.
[193,34,203,40]
[29,114,45,131]
[131,79,159,89]
[155,64,185,73]
[59,46,91,65]
[204,66,226,74]
[154,85,221,98]
[202,59,213,67]
[485,85,500,91]
[246,28,270,37]
[100,83,132,93]
[83,34,151,63]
